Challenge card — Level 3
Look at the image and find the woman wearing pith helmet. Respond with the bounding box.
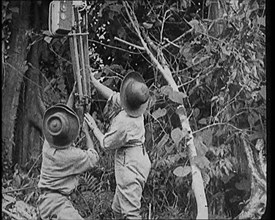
[85,70,151,219]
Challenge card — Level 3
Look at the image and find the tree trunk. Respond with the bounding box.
[15,41,45,166]
[14,2,49,166]
[235,138,267,219]
[2,1,31,163]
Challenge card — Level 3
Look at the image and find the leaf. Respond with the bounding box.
[14,200,38,219]
[202,171,210,186]
[3,1,9,7]
[189,19,204,33]
[152,108,167,119]
[259,86,266,100]
[143,22,153,29]
[193,155,210,169]
[221,173,235,184]
[165,143,175,154]
[211,96,219,102]
[3,194,16,209]
[257,16,265,27]
[94,71,102,79]
[180,0,191,9]
[173,166,191,177]
[200,128,213,147]
[171,128,184,145]
[4,13,11,21]
[220,44,231,56]
[194,136,208,156]
[168,91,186,104]
[98,2,113,17]
[117,27,126,39]
[198,118,207,125]
[44,36,52,44]
[235,178,250,191]
[247,114,255,127]
[109,4,123,13]
[193,108,200,118]
[180,46,192,60]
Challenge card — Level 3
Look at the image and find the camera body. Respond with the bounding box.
[49,1,73,35]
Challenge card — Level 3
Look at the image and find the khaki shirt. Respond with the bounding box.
[103,93,151,218]
[102,92,145,150]
[38,141,99,195]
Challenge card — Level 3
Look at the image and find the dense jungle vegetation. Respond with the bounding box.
[2,0,267,219]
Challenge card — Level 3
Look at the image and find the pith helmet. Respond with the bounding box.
[120,71,149,117]
[42,104,80,148]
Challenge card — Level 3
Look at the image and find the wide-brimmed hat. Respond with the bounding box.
[120,71,150,117]
[42,104,80,148]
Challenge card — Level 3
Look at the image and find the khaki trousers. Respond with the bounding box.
[38,192,83,220]
[112,146,151,220]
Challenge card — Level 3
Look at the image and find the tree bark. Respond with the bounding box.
[14,2,49,166]
[2,1,32,163]
[15,41,45,166]
[235,138,267,219]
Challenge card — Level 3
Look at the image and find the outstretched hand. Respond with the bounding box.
[84,113,97,131]
[82,121,89,133]
[89,68,96,78]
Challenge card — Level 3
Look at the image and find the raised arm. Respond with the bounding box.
[84,113,105,150]
[90,69,113,100]
[82,121,96,151]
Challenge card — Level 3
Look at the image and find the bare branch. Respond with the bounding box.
[162,27,194,49]
[160,9,172,43]
[114,36,145,50]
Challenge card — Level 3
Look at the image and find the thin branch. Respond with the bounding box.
[3,186,36,194]
[147,111,167,134]
[162,37,181,48]
[89,39,143,54]
[193,122,245,134]
[4,62,43,89]
[114,36,145,50]
[162,27,194,49]
[160,9,171,43]
[49,45,72,64]
[26,153,42,177]
[215,87,244,118]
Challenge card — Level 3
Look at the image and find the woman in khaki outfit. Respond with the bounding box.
[85,70,151,219]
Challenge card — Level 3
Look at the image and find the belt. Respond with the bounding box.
[122,143,146,155]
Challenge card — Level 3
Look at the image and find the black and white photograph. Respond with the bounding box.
[2,0,267,219]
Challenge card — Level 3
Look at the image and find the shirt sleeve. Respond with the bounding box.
[103,92,122,122]
[103,126,128,150]
[62,147,99,175]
